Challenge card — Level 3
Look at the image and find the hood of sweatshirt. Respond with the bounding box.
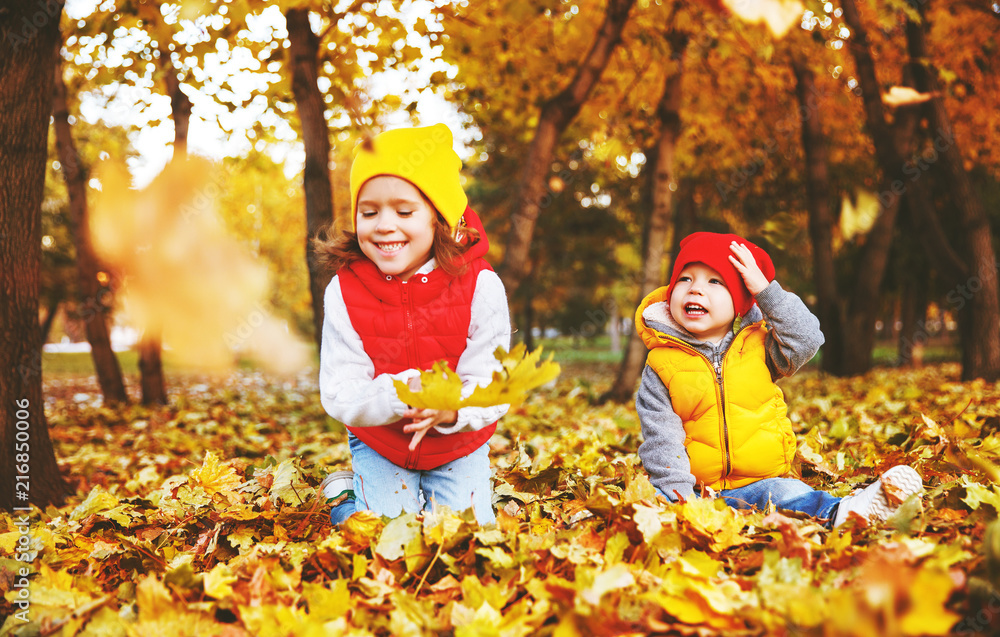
[635,285,764,363]
[455,205,490,266]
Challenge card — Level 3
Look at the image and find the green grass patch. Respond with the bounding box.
[872,343,959,366]
[534,335,625,364]
[43,351,139,376]
[533,335,961,369]
[43,337,959,381]
[42,350,267,377]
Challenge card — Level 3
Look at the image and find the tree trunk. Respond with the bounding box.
[167,72,192,158]
[1,0,70,512]
[602,32,685,403]
[498,0,636,297]
[957,299,975,375]
[137,326,166,405]
[890,10,967,287]
[136,72,192,406]
[673,185,697,249]
[834,0,923,376]
[136,334,164,404]
[53,51,128,404]
[791,58,843,374]
[287,8,335,352]
[903,187,968,285]
[904,6,1000,381]
[520,280,536,351]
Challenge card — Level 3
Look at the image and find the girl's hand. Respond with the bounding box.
[728,241,769,296]
[402,408,458,451]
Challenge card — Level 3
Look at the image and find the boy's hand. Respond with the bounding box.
[402,408,458,451]
[728,241,769,296]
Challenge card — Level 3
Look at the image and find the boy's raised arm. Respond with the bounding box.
[754,281,825,379]
[636,366,697,501]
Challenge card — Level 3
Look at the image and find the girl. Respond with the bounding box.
[315,124,510,525]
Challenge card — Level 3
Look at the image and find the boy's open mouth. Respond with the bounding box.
[684,303,708,316]
[376,241,406,254]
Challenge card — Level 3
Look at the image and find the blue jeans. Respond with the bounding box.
[331,434,495,525]
[656,478,841,528]
[719,478,841,527]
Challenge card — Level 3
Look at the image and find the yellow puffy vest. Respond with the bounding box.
[637,287,795,491]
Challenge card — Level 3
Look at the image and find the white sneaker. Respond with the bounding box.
[320,470,354,500]
[833,465,923,527]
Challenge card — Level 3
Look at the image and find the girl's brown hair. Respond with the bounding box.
[313,209,480,278]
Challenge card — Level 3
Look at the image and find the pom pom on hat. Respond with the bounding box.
[350,124,468,230]
[668,232,775,317]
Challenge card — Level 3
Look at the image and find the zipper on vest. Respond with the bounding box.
[401,279,420,468]
[400,280,419,369]
[663,328,756,489]
[714,352,732,482]
[668,338,732,487]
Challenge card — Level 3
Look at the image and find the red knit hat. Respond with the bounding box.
[668,232,775,317]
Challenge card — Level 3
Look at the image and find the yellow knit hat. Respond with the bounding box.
[350,124,468,230]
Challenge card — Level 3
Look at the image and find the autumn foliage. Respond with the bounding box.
[2,0,999,634]
[2,363,999,635]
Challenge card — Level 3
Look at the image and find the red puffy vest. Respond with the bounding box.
[338,207,498,470]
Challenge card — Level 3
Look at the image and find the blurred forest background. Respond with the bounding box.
[5,3,1000,634]
[2,0,1000,510]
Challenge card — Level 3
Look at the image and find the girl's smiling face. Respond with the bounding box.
[668,263,735,343]
[356,175,436,281]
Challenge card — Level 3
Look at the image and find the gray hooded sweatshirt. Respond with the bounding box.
[635,281,825,501]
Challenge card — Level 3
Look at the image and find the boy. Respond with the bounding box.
[635,232,922,527]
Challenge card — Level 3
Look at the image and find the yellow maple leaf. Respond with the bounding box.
[899,568,960,635]
[882,86,935,107]
[267,458,309,506]
[302,580,351,622]
[189,451,242,496]
[960,476,1000,511]
[578,564,635,606]
[69,487,119,522]
[203,563,237,600]
[825,558,959,636]
[394,344,560,411]
[423,507,469,551]
[632,504,664,543]
[135,574,175,622]
[467,345,562,407]
[677,497,749,552]
[654,566,752,630]
[341,510,385,549]
[621,471,657,504]
[840,190,881,241]
[651,590,709,625]
[375,513,421,561]
[0,532,20,553]
[395,360,465,410]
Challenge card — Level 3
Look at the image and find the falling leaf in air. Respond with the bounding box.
[882,86,935,106]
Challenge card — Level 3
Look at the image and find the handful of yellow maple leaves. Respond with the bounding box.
[392,344,560,410]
